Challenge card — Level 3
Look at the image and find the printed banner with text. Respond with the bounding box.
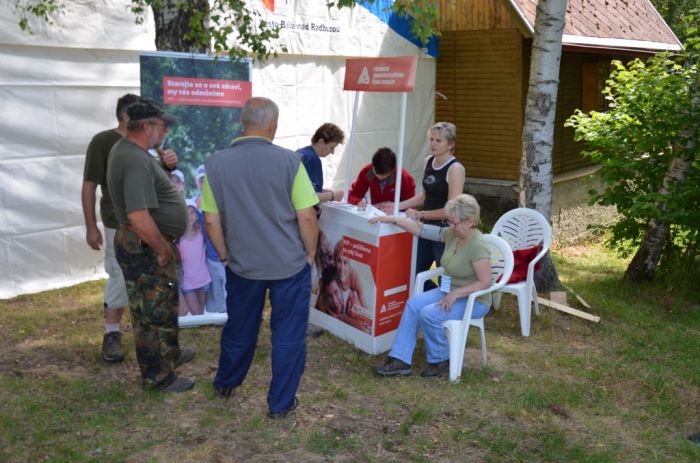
[140,51,252,326]
[343,56,418,93]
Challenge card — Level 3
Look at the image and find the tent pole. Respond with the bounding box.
[394,92,408,216]
[344,91,361,202]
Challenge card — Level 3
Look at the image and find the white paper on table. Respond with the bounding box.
[362,205,386,219]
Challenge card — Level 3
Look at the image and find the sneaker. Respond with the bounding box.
[175,347,195,367]
[374,357,412,377]
[420,360,450,378]
[214,385,236,400]
[159,376,195,393]
[306,324,324,338]
[102,332,124,363]
[267,397,299,419]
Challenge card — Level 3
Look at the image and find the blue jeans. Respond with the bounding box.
[389,288,490,365]
[213,264,311,413]
[416,237,446,291]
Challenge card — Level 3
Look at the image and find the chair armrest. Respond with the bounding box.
[414,267,445,295]
[525,247,549,282]
[459,280,507,323]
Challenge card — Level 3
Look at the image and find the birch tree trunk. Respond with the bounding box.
[153,0,209,53]
[519,0,568,292]
[624,72,699,282]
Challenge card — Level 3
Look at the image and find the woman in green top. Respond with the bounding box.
[369,194,492,378]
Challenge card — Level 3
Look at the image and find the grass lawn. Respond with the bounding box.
[1,242,699,462]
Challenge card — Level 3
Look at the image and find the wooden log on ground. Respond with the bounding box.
[536,297,601,323]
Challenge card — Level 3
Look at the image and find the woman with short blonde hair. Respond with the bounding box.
[369,194,491,379]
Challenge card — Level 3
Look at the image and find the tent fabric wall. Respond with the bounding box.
[0,45,145,299]
[0,1,435,299]
[0,1,155,298]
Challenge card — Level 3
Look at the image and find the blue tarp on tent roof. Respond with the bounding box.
[359,0,439,57]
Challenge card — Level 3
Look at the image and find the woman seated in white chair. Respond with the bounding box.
[369,194,492,378]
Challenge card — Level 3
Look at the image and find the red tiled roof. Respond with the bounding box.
[508,0,681,51]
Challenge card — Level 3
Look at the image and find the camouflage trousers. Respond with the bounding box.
[114,227,182,390]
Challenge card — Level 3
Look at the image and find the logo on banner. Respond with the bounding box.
[357,67,370,85]
[261,0,274,12]
[380,304,387,313]
[344,56,418,93]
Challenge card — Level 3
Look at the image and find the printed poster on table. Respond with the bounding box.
[312,207,414,354]
[140,51,252,327]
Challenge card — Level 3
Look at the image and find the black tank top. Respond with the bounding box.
[422,156,460,225]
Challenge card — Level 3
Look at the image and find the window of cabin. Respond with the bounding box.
[581,61,609,112]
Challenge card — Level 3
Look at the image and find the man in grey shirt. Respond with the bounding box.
[201,97,319,418]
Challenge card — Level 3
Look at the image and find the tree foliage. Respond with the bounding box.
[650,0,700,42]
[13,0,63,31]
[565,20,700,275]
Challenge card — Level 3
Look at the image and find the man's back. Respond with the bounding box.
[206,96,319,417]
[205,137,310,280]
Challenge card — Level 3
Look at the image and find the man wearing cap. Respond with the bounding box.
[202,96,319,417]
[107,97,195,393]
[82,93,179,363]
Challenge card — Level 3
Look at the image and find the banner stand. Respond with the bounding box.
[342,56,418,214]
[310,56,420,354]
[140,51,252,328]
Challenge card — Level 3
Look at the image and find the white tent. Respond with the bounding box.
[0,0,435,299]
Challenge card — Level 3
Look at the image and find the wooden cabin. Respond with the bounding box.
[435,0,682,200]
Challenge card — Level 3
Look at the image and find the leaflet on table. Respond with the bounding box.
[326,202,408,220]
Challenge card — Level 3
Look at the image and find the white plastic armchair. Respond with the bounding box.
[491,208,552,337]
[414,234,514,383]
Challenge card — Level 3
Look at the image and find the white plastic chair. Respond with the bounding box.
[491,208,552,337]
[414,234,514,383]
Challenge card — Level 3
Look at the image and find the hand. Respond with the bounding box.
[439,291,458,313]
[333,190,344,202]
[157,147,178,170]
[378,202,395,214]
[157,249,172,267]
[356,199,367,209]
[306,254,315,266]
[368,215,394,225]
[86,226,103,250]
[405,208,420,219]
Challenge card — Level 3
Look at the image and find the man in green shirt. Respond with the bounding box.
[82,94,135,363]
[107,98,193,393]
[83,94,179,364]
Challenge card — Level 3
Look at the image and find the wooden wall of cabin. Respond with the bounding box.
[435,1,611,181]
[437,0,521,31]
[435,29,524,180]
